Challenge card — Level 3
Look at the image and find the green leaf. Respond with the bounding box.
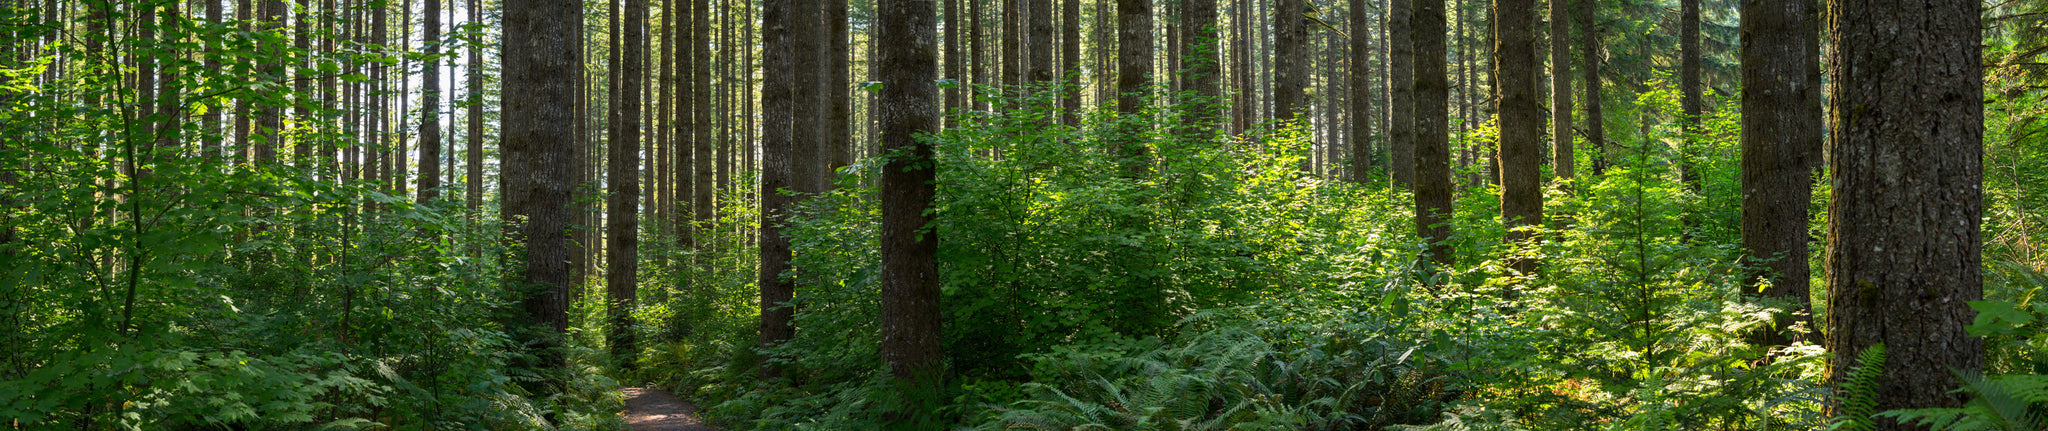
[860,81,883,92]
[1967,300,2034,336]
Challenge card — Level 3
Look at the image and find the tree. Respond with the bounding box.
[501,0,580,388]
[1548,0,1569,182]
[877,0,943,424]
[1579,0,1603,175]
[420,0,444,204]
[1676,0,1700,237]
[1116,0,1151,179]
[607,0,646,370]
[1349,0,1372,182]
[1495,0,1538,275]
[1273,0,1307,122]
[758,0,798,378]
[1413,0,1452,266]
[1740,0,1819,348]
[467,0,485,212]
[1822,1,1984,424]
[1182,0,1219,138]
[1387,0,1413,188]
[695,0,715,251]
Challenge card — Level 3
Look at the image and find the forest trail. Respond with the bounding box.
[623,387,718,430]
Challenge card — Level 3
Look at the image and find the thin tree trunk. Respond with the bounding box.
[1549,0,1569,182]
[1823,0,1984,425]
[695,0,715,249]
[1180,0,1218,140]
[828,0,851,175]
[946,0,962,125]
[1061,0,1081,125]
[1579,0,1602,175]
[1677,0,1700,239]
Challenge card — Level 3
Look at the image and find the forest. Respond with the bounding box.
[0,0,2040,429]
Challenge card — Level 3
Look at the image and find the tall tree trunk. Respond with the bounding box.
[502,0,580,389]
[1387,0,1413,188]
[258,0,285,164]
[1061,0,1081,126]
[1181,0,1218,140]
[1495,0,1538,275]
[695,0,715,248]
[1823,0,1983,425]
[1232,0,1253,134]
[1741,0,1820,349]
[1548,0,1569,182]
[876,0,943,422]
[1677,0,1700,238]
[420,0,443,204]
[828,0,851,175]
[1413,0,1451,266]
[1579,0,1602,175]
[1273,0,1305,123]
[608,0,645,369]
[467,0,484,211]
[1029,0,1053,91]
[1115,0,1150,178]
[945,0,962,125]
[1349,0,1372,182]
[757,0,797,379]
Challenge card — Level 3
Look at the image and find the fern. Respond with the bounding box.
[1832,343,1887,431]
[1878,373,2048,431]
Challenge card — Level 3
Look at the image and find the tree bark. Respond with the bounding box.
[420,0,444,204]
[502,0,580,387]
[1677,0,1700,238]
[1181,0,1218,139]
[828,0,852,176]
[1273,0,1306,124]
[758,0,797,378]
[1061,0,1081,126]
[1116,0,1151,178]
[1579,0,1602,175]
[696,0,716,250]
[1413,0,1452,266]
[876,0,943,419]
[1741,0,1820,349]
[1823,1,1985,425]
[1495,0,1538,275]
[1387,0,1413,188]
[607,0,646,370]
[1350,0,1373,182]
[1548,0,1569,182]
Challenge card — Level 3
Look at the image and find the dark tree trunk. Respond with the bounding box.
[1061,0,1081,126]
[1579,0,1602,175]
[502,0,580,388]
[1387,0,1413,188]
[1272,0,1306,123]
[1823,1,1984,425]
[1349,0,1372,182]
[829,0,851,175]
[420,0,443,204]
[1232,0,1254,134]
[258,0,285,164]
[607,0,645,370]
[1677,0,1700,238]
[1741,0,1820,349]
[1116,0,1151,178]
[791,0,827,190]
[1413,0,1451,266]
[1549,0,1569,182]
[696,0,716,249]
[1029,0,1053,90]
[758,0,797,378]
[945,0,962,125]
[1495,0,1538,275]
[876,0,943,421]
[467,0,485,211]
[1181,0,1218,138]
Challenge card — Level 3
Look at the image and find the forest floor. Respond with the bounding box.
[622,387,718,430]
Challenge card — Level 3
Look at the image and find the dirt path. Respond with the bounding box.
[623,387,718,430]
